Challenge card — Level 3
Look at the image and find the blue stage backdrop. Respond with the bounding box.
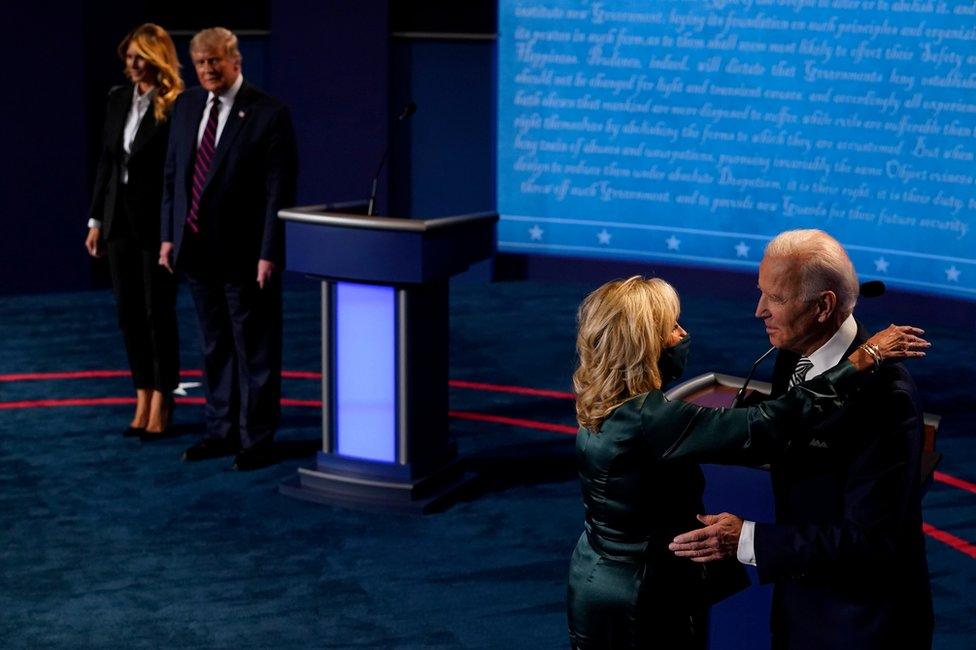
[497,0,976,300]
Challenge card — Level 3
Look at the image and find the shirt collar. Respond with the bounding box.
[805,314,857,379]
[208,74,244,106]
[132,84,153,106]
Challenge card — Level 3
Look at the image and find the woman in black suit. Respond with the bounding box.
[85,24,184,438]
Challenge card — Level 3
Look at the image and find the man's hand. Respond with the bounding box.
[159,242,174,273]
[85,227,103,258]
[257,259,275,289]
[669,513,744,563]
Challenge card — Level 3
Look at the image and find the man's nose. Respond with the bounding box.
[755,296,768,318]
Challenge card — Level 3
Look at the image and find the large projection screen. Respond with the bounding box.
[497,0,976,299]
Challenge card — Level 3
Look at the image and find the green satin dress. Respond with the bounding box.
[567,362,860,649]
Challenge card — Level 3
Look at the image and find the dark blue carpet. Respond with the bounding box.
[1,274,973,648]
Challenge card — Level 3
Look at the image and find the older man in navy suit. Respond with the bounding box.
[160,27,297,470]
[670,230,933,649]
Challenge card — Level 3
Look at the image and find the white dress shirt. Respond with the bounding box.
[736,314,858,565]
[122,85,153,184]
[197,74,244,148]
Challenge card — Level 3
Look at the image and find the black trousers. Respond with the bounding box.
[106,209,180,393]
[182,237,282,449]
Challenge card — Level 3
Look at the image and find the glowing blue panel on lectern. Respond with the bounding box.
[497,0,976,300]
[335,282,396,462]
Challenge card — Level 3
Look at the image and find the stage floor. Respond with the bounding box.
[1,275,973,648]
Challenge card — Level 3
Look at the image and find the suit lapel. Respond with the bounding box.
[771,350,799,397]
[128,89,161,156]
[107,88,130,154]
[773,319,869,396]
[202,83,254,190]
[182,90,209,189]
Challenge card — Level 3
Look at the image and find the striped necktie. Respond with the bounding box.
[788,357,814,389]
[186,97,221,234]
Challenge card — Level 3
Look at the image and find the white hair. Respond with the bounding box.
[764,229,859,317]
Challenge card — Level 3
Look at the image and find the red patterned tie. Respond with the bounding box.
[186,97,221,234]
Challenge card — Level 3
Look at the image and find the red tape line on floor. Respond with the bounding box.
[0,369,576,399]
[2,391,975,559]
[448,380,574,400]
[448,410,577,434]
[922,523,976,560]
[6,370,976,500]
[0,370,131,381]
[933,471,976,496]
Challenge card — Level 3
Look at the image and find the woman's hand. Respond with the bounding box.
[85,227,103,258]
[158,241,174,273]
[849,325,929,371]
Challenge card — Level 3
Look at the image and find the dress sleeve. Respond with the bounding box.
[642,360,861,463]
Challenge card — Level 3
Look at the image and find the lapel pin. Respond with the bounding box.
[238,110,246,118]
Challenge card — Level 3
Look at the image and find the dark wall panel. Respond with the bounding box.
[390,38,496,219]
[270,1,389,209]
[0,2,91,294]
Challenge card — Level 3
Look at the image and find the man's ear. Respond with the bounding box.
[815,291,837,322]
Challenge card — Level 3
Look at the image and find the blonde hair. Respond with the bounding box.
[764,229,859,318]
[118,23,184,122]
[190,27,243,64]
[573,276,680,432]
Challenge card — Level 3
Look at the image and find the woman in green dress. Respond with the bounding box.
[567,276,927,649]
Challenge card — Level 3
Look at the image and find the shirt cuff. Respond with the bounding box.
[736,520,757,566]
[87,219,102,229]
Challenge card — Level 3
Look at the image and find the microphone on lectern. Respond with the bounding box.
[367,101,417,217]
[730,346,777,408]
[396,101,418,121]
[859,280,886,298]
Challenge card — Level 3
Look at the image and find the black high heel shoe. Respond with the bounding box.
[123,426,146,438]
[140,427,171,441]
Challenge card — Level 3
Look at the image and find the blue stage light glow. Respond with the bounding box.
[335,282,396,462]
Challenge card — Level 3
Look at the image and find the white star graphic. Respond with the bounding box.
[945,265,961,282]
[597,229,612,245]
[528,225,544,241]
[173,381,202,396]
[665,235,681,251]
[874,257,889,273]
[734,241,750,258]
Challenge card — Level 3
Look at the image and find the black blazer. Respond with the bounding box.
[755,322,933,650]
[88,85,170,246]
[160,81,297,276]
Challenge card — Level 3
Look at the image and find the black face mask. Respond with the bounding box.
[658,334,691,385]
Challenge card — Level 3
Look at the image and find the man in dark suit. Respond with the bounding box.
[670,230,933,649]
[159,27,297,470]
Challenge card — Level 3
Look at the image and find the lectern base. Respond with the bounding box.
[279,460,476,514]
